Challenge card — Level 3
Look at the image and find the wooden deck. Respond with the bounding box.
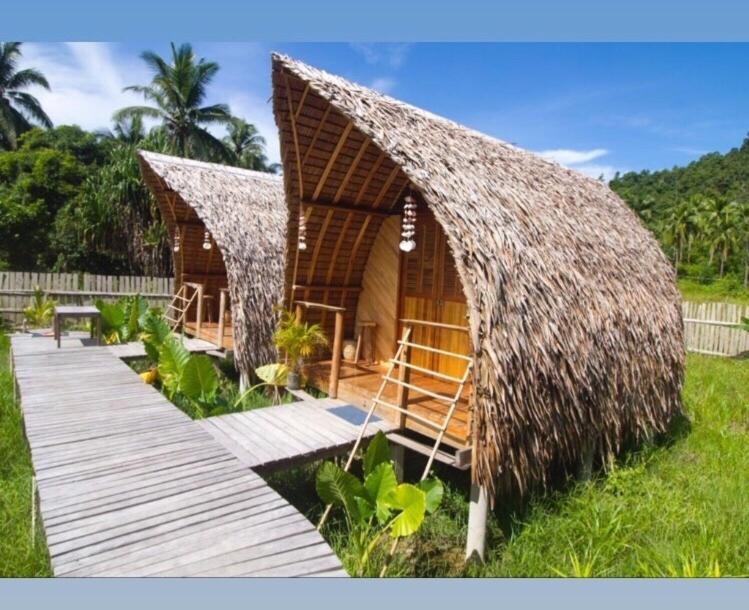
[10,333,345,577]
[305,361,472,448]
[184,321,234,350]
[198,398,395,471]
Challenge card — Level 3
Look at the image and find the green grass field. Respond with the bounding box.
[1,329,747,577]
[0,333,52,576]
[679,278,749,305]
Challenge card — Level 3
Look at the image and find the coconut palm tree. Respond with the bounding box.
[662,197,700,268]
[699,199,742,277]
[97,115,146,145]
[114,43,232,161]
[223,117,273,171]
[0,42,52,150]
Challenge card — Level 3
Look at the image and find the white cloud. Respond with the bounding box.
[536,147,622,182]
[350,43,411,68]
[20,43,150,132]
[369,77,396,94]
[571,164,620,182]
[537,148,608,165]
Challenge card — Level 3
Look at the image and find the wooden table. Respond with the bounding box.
[54,305,102,348]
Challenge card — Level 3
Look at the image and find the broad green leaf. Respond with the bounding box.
[255,362,289,386]
[363,430,390,477]
[179,355,219,400]
[158,337,190,394]
[96,299,125,339]
[354,496,375,521]
[316,461,365,524]
[417,478,444,514]
[364,462,397,523]
[141,312,171,363]
[385,483,426,538]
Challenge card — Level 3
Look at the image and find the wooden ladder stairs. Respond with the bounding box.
[163,284,198,333]
[318,320,473,522]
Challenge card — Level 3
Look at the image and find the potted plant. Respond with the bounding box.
[273,307,327,390]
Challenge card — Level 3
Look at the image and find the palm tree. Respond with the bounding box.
[699,199,741,277]
[223,117,273,171]
[662,197,700,268]
[97,115,146,145]
[0,42,52,150]
[114,43,232,161]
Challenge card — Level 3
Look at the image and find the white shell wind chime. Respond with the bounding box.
[202,229,212,250]
[172,226,181,253]
[298,207,307,251]
[399,191,417,252]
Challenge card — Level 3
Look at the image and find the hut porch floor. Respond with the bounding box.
[183,321,234,351]
[304,361,472,449]
[10,332,344,577]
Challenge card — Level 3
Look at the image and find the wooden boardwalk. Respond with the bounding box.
[107,336,217,359]
[199,399,394,471]
[11,333,345,577]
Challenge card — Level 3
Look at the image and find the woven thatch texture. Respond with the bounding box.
[138,151,287,376]
[272,54,684,498]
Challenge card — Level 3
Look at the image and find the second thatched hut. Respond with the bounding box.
[138,151,287,381]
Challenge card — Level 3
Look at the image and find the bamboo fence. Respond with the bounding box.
[682,301,749,357]
[0,270,173,326]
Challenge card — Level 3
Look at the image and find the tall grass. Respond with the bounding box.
[0,332,52,576]
[268,353,749,577]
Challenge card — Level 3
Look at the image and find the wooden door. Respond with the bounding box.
[399,209,469,377]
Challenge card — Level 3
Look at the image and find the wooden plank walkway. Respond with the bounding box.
[11,333,345,577]
[198,399,395,471]
[107,336,217,359]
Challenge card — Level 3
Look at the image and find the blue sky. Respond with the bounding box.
[18,42,749,180]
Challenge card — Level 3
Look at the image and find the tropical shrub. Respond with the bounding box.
[94,293,152,344]
[273,307,328,375]
[316,431,443,576]
[23,286,54,328]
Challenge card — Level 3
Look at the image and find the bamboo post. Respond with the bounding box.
[395,328,411,428]
[195,284,204,339]
[217,289,227,349]
[295,302,304,323]
[329,310,344,399]
[465,483,489,562]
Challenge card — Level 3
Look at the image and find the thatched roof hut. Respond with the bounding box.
[138,151,286,377]
[271,54,684,499]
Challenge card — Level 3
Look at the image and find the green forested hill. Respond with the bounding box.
[610,136,749,288]
[610,135,749,215]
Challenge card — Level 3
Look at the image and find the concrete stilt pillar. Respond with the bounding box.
[465,483,489,562]
[390,444,405,482]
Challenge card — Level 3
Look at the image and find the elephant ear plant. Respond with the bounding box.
[316,431,444,576]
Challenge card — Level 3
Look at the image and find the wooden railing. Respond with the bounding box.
[295,300,345,399]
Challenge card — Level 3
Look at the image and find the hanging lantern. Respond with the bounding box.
[399,192,417,252]
[202,229,212,250]
[173,228,181,253]
[298,208,307,251]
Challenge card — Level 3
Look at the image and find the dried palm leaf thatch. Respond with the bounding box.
[138,151,287,377]
[271,54,684,499]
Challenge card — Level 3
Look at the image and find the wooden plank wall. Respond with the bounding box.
[682,301,749,357]
[0,271,173,326]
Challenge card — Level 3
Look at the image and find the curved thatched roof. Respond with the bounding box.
[138,151,286,376]
[272,54,684,497]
